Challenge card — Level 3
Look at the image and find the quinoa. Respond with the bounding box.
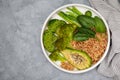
[61,62,74,70]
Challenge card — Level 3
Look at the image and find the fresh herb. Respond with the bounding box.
[73,27,95,41]
[77,15,95,28]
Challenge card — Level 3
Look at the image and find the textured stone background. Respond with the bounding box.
[0,0,113,80]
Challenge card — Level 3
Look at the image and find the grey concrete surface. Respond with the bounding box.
[0,0,113,80]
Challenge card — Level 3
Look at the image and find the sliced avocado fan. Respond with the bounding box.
[61,48,92,70]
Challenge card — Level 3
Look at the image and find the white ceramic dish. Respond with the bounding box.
[41,4,110,73]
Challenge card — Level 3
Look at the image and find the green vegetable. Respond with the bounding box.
[58,11,81,27]
[58,6,83,27]
[73,27,95,41]
[77,27,95,36]
[77,15,95,28]
[85,10,92,17]
[73,35,89,41]
[55,38,66,50]
[55,38,72,50]
[49,50,66,62]
[48,19,66,32]
[47,19,59,26]
[94,16,106,33]
[43,30,57,52]
[67,6,83,15]
[66,11,78,18]
[57,24,76,38]
[55,24,76,50]
[61,48,92,69]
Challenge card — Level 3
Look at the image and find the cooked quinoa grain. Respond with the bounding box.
[61,62,74,70]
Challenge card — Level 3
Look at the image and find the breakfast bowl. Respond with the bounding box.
[41,4,110,73]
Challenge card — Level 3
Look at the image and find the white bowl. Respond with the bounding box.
[41,4,110,73]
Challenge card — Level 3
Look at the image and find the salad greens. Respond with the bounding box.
[77,15,95,28]
[94,16,106,33]
[73,27,95,41]
[77,27,95,36]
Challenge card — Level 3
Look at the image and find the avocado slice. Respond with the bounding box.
[61,48,92,70]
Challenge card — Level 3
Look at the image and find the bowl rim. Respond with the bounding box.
[41,4,110,74]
